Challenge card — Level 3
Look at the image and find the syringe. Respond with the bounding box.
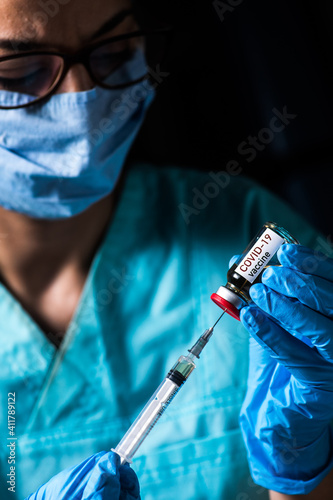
[112,312,225,465]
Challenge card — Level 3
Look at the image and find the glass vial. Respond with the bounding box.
[211,221,299,320]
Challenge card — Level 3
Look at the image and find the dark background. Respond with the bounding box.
[130,0,333,240]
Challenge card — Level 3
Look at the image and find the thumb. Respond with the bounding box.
[228,254,240,268]
[82,452,141,500]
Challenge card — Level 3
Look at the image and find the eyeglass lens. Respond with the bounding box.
[0,54,64,96]
[89,35,147,86]
[0,33,166,108]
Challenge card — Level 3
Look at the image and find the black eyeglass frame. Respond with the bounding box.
[0,27,173,110]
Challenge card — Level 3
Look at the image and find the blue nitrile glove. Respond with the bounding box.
[238,244,333,495]
[25,450,140,500]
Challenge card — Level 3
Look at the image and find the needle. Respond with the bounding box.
[212,310,225,329]
[189,311,226,358]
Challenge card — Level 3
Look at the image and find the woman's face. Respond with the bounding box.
[0,0,135,91]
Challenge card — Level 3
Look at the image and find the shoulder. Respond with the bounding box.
[126,162,321,251]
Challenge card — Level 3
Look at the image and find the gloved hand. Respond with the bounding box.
[238,244,333,495]
[25,450,140,500]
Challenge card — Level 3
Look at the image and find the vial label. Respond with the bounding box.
[235,228,284,283]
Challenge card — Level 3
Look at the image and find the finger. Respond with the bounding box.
[241,306,333,388]
[119,464,140,499]
[250,284,333,362]
[278,244,333,280]
[43,451,106,498]
[262,266,333,317]
[241,306,279,385]
[82,451,120,499]
[229,254,240,268]
[241,306,278,364]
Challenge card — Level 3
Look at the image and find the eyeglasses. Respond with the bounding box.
[0,28,172,110]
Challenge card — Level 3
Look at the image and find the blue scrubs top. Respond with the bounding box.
[0,163,320,499]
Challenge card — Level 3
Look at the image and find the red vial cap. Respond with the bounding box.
[210,293,241,321]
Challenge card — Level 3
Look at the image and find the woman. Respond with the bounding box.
[0,0,332,499]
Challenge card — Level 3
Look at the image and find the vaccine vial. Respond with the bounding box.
[211,221,299,320]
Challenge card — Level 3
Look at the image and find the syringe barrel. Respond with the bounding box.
[113,355,196,465]
[113,378,180,465]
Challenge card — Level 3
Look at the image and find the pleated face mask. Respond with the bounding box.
[0,49,155,219]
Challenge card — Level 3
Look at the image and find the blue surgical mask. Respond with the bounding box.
[0,55,155,219]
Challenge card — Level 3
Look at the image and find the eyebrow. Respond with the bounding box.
[0,8,132,53]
